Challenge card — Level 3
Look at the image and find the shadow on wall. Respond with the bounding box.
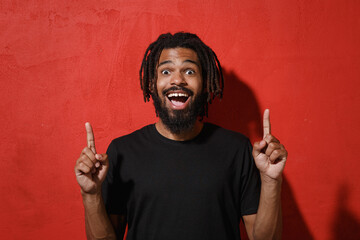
[206,69,313,240]
[331,184,360,240]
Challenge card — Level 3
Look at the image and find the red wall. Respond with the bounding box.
[1,1,359,239]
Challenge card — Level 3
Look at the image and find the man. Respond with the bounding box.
[75,32,287,240]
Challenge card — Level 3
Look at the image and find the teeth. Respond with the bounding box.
[167,93,189,98]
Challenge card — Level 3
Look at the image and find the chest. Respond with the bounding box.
[118,145,237,200]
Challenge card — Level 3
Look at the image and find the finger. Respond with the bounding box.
[94,154,108,168]
[96,154,109,181]
[78,155,95,169]
[252,140,266,158]
[75,162,91,175]
[95,161,100,168]
[94,154,101,168]
[82,147,100,168]
[269,149,282,163]
[96,154,109,165]
[265,142,282,156]
[263,109,271,139]
[269,149,287,163]
[81,147,96,163]
[263,134,280,144]
[85,122,96,154]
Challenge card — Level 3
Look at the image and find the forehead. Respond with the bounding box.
[158,47,200,64]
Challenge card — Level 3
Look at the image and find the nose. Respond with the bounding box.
[170,71,187,86]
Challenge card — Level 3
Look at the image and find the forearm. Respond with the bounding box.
[82,191,116,240]
[253,175,282,240]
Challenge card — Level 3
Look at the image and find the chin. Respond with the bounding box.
[151,91,206,134]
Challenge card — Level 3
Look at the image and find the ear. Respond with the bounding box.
[149,79,157,95]
[149,80,154,93]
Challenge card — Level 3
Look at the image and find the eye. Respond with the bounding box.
[185,69,195,75]
[161,70,170,75]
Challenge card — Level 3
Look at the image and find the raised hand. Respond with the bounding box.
[253,109,287,180]
[75,122,109,194]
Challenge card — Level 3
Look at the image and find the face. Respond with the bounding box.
[151,47,206,133]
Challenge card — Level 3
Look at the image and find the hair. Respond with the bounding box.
[139,32,224,118]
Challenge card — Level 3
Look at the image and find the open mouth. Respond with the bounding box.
[166,92,190,108]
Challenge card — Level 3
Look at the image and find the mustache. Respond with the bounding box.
[162,86,194,96]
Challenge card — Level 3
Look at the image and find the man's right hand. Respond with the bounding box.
[75,122,109,195]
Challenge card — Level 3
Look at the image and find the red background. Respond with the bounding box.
[1,0,359,239]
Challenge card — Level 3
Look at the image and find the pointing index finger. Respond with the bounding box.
[263,109,271,138]
[85,122,96,154]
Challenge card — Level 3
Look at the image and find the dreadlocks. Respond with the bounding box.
[139,32,224,118]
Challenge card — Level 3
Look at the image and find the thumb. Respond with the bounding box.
[95,154,109,182]
[95,153,108,165]
[253,140,266,158]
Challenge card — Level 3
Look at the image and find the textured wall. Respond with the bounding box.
[1,0,359,239]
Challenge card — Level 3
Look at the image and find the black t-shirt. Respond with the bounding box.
[102,123,260,240]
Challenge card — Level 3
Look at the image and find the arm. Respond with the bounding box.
[82,192,116,240]
[83,193,127,239]
[75,123,117,239]
[243,109,287,240]
[109,214,128,239]
[243,177,282,240]
[254,175,282,240]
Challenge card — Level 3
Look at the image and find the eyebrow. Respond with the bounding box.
[158,59,200,68]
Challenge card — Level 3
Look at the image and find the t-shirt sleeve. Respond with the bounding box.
[239,139,261,217]
[102,140,127,215]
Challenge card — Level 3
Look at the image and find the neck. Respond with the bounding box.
[155,119,204,141]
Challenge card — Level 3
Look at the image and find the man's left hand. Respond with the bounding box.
[253,109,288,180]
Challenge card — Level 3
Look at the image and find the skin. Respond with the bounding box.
[74,48,288,240]
[155,48,204,141]
[244,109,287,240]
[74,123,116,240]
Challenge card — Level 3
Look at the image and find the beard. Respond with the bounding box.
[151,87,206,135]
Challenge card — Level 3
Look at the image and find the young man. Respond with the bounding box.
[75,32,287,240]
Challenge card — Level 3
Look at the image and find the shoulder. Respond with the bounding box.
[202,123,255,171]
[108,124,155,151]
[203,122,250,146]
